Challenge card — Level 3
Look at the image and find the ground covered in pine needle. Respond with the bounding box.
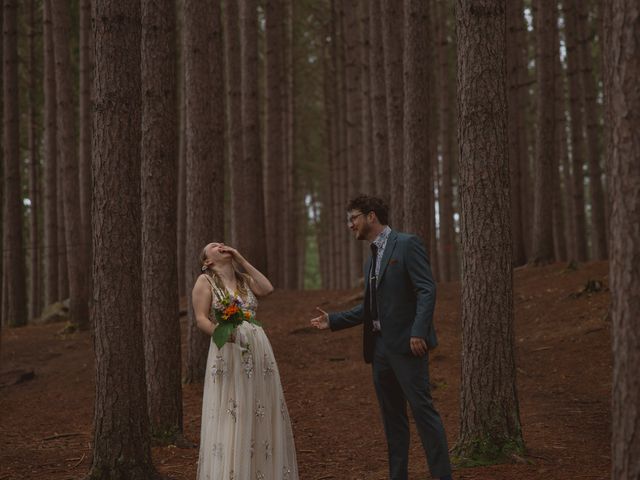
[1,261,611,480]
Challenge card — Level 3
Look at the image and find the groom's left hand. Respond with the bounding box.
[410,337,428,357]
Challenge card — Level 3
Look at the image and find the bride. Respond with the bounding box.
[191,242,299,480]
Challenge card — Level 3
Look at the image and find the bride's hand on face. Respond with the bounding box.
[219,245,242,261]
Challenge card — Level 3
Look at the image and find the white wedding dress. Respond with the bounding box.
[197,276,299,480]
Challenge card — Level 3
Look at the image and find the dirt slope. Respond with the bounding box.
[0,261,611,480]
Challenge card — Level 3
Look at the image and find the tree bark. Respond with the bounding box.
[51,0,90,328]
[265,0,285,287]
[239,0,267,274]
[381,0,404,229]
[343,0,362,286]
[2,0,27,327]
[577,0,607,260]
[436,0,457,282]
[455,0,524,460]
[89,0,158,477]
[360,0,374,196]
[43,0,58,307]
[402,0,430,247]
[563,0,588,261]
[141,0,183,443]
[79,0,92,295]
[184,0,225,383]
[28,0,41,319]
[369,0,389,201]
[553,35,568,261]
[506,0,528,266]
[605,1,640,477]
[530,0,556,265]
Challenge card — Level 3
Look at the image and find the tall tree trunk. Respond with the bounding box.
[381,0,404,229]
[2,0,27,327]
[531,0,556,265]
[343,1,362,286]
[43,0,58,307]
[283,0,298,289]
[184,0,225,383]
[52,0,90,328]
[369,0,389,200]
[28,0,41,319]
[225,0,243,249]
[79,0,92,303]
[402,0,430,247]
[141,0,183,443]
[455,0,524,460]
[506,0,528,266]
[265,0,285,287]
[577,0,607,260]
[360,0,374,195]
[563,0,588,261]
[177,58,187,298]
[239,0,267,274]
[57,166,68,300]
[436,0,457,282]
[89,0,158,477]
[605,1,640,477]
[553,36,568,261]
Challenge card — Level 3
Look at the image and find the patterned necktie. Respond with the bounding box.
[369,243,378,323]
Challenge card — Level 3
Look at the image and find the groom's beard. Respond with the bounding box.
[355,223,371,241]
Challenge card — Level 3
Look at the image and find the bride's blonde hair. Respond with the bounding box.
[199,245,250,298]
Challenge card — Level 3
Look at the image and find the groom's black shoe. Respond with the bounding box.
[439,475,453,480]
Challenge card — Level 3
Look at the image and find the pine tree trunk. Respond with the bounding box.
[369,0,389,200]
[553,38,568,261]
[184,0,225,383]
[360,0,374,195]
[57,167,68,300]
[239,0,267,274]
[381,0,404,229]
[2,0,27,327]
[89,1,158,477]
[455,0,524,460]
[141,0,183,443]
[563,0,588,261]
[531,0,556,265]
[506,0,528,266]
[283,0,298,289]
[436,0,457,281]
[403,0,430,247]
[265,0,285,287]
[225,0,244,251]
[51,0,90,328]
[28,0,41,319]
[79,0,92,294]
[605,1,640,476]
[43,0,58,306]
[322,39,336,290]
[577,0,607,260]
[177,61,187,298]
[343,0,363,286]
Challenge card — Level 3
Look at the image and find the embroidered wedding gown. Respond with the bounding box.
[197,276,299,480]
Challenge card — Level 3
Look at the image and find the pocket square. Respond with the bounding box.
[389,259,398,266]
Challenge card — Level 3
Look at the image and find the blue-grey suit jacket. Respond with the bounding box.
[328,230,438,363]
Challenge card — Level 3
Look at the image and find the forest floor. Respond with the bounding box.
[1,261,611,480]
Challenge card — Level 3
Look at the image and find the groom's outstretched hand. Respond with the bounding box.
[310,307,330,330]
[410,337,429,357]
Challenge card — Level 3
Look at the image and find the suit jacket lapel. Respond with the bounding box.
[377,230,397,286]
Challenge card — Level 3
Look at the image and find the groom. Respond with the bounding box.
[310,195,453,480]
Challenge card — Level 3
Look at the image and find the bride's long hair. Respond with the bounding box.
[199,245,250,299]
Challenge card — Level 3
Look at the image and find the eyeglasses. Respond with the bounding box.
[346,212,367,226]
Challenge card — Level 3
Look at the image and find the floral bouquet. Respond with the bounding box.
[211,288,261,349]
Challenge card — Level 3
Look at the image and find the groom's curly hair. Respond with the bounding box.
[347,195,389,225]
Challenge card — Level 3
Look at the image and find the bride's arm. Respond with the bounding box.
[192,275,216,335]
[221,246,274,296]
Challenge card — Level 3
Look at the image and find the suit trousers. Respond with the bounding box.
[372,335,452,479]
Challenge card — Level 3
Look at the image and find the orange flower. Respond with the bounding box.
[244,311,252,320]
[223,305,239,317]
